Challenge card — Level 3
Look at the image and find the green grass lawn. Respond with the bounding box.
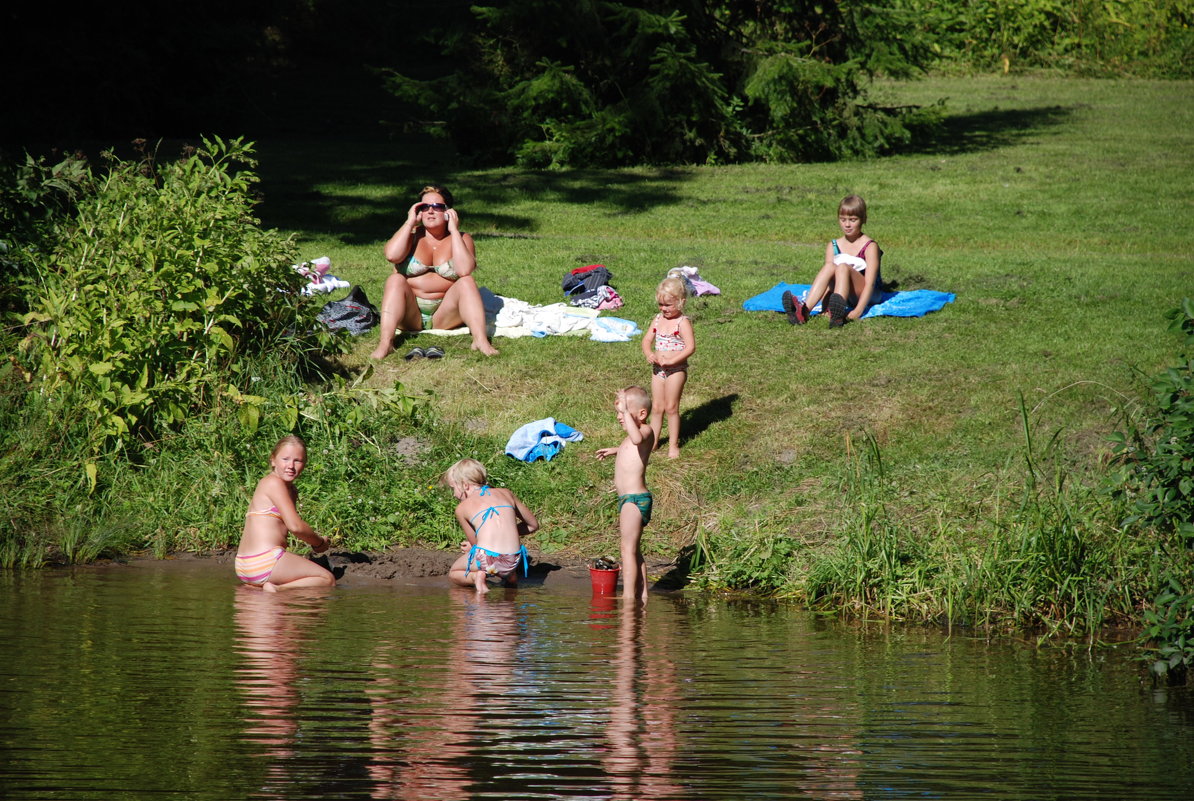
[252,74,1193,566]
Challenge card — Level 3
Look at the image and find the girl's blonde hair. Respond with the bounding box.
[838,194,867,222]
[443,458,487,489]
[656,276,688,310]
[270,434,306,459]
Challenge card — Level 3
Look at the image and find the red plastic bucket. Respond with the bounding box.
[589,567,620,595]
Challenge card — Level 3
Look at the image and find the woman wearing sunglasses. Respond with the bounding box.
[371,185,498,358]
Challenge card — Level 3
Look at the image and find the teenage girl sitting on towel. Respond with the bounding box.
[444,459,540,593]
[782,193,881,328]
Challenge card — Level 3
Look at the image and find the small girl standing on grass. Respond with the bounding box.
[642,276,696,459]
[783,194,881,328]
[235,435,335,592]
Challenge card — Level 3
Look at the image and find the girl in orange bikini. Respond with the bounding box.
[235,435,334,592]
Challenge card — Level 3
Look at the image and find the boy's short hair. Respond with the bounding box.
[838,194,867,222]
[622,385,652,416]
[656,276,688,309]
[443,458,487,488]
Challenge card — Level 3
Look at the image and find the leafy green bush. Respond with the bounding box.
[14,137,326,462]
[1109,300,1194,682]
[1142,574,1194,683]
[1112,299,1194,542]
[0,150,92,321]
[875,0,1194,77]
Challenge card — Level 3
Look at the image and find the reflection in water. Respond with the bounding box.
[232,586,326,798]
[368,589,522,800]
[4,567,1194,801]
[604,600,681,799]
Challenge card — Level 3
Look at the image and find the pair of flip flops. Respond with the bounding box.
[404,346,445,361]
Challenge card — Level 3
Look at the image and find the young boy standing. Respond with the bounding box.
[595,386,655,603]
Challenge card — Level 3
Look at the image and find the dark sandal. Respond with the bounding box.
[424,346,445,359]
[403,347,426,361]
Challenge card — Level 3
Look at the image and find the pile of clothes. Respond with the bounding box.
[504,418,584,462]
[316,285,378,335]
[293,256,351,295]
[666,265,720,296]
[562,264,623,310]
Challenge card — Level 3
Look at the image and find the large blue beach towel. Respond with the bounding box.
[742,283,955,319]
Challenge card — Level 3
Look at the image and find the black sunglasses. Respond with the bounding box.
[417,202,449,212]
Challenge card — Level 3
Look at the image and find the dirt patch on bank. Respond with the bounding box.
[172,546,687,593]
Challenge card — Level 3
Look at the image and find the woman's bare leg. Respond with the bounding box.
[434,275,498,355]
[371,273,422,359]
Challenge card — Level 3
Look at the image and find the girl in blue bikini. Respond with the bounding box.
[444,459,540,593]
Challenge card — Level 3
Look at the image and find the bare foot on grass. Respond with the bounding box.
[472,340,499,356]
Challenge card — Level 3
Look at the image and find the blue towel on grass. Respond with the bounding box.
[505,418,584,462]
[743,283,955,318]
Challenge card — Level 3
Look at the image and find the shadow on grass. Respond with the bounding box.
[254,134,699,246]
[254,105,1075,244]
[653,543,698,591]
[679,393,738,446]
[901,104,1077,156]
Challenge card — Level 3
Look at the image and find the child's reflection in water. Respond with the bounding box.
[603,600,682,799]
[232,587,326,797]
[367,590,521,800]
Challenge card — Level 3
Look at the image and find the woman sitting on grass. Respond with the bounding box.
[370,184,498,358]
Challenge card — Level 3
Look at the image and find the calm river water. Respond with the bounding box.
[1,560,1192,800]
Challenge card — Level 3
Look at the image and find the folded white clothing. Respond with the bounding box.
[301,275,351,295]
[833,253,867,272]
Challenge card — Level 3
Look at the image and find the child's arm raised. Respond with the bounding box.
[620,407,646,445]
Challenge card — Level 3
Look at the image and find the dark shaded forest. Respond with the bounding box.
[5,1,1189,165]
[3,1,442,148]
